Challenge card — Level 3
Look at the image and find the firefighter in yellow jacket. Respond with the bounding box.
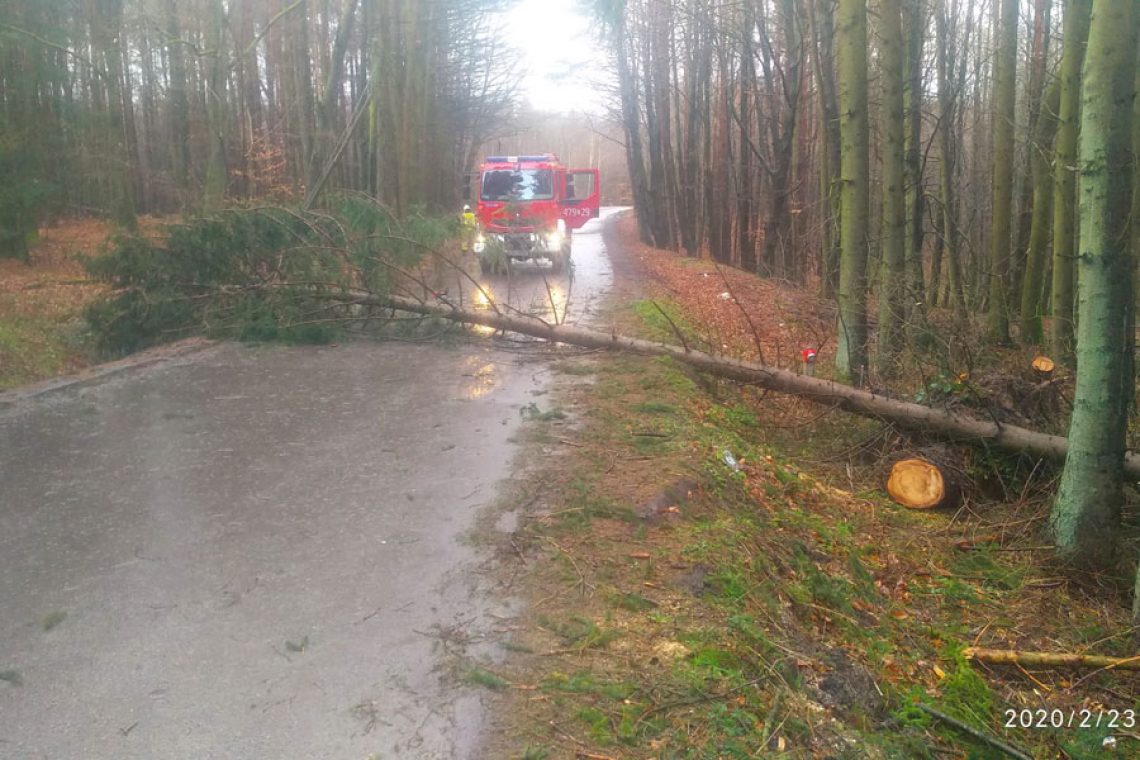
[460,204,477,253]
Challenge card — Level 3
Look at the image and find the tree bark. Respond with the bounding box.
[1019,75,1061,344]
[307,0,360,200]
[987,0,1018,342]
[835,0,870,384]
[1050,0,1136,570]
[934,0,964,313]
[809,0,842,297]
[612,11,653,246]
[1050,0,1091,362]
[903,0,925,318]
[877,0,906,371]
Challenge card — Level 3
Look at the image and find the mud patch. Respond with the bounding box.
[818,648,887,720]
[675,563,710,597]
[634,476,699,523]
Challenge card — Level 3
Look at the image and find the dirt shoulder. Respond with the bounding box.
[472,215,1139,759]
[0,221,111,388]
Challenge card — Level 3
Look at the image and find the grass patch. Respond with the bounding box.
[630,298,701,347]
[284,635,309,653]
[0,311,81,389]
[41,610,67,631]
[608,590,658,612]
[551,361,594,376]
[466,667,511,690]
[538,615,621,651]
[520,402,567,421]
[543,671,637,700]
[631,401,679,414]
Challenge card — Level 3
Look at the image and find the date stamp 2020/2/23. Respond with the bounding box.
[1004,707,1136,730]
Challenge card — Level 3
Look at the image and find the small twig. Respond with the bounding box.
[637,678,766,726]
[542,537,593,593]
[508,537,527,565]
[550,720,586,745]
[918,703,1033,760]
[1071,652,1140,689]
[710,258,768,365]
[649,299,690,352]
[759,691,782,749]
[541,272,563,326]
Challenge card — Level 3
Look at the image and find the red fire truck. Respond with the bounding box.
[469,154,600,274]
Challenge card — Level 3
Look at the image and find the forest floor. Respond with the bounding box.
[475,214,1140,759]
[0,219,157,389]
[0,221,107,388]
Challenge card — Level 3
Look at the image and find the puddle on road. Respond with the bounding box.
[459,358,500,400]
[455,209,619,330]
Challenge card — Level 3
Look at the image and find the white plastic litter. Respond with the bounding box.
[722,450,741,472]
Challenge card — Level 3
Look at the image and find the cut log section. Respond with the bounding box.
[1031,355,1055,376]
[886,457,961,509]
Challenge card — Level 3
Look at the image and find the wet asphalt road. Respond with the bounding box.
[0,210,622,759]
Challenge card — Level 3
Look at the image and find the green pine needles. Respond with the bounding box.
[83,196,457,354]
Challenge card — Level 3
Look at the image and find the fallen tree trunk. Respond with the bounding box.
[338,292,1140,479]
[963,647,1140,672]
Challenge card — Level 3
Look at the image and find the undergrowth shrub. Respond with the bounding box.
[84,196,457,354]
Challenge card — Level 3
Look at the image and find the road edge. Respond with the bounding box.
[0,337,218,410]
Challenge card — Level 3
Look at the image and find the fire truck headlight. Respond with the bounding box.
[474,233,486,253]
[546,230,563,251]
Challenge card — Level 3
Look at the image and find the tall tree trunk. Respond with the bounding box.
[809,0,841,297]
[91,0,137,228]
[203,0,229,209]
[1019,75,1061,344]
[903,0,925,317]
[759,0,804,279]
[878,0,906,370]
[709,46,733,264]
[835,0,870,384]
[1011,0,1053,298]
[613,11,653,246]
[678,20,708,257]
[308,0,360,200]
[1130,26,1140,412]
[737,5,756,271]
[1051,0,1136,570]
[647,1,676,250]
[1051,0,1092,362]
[294,3,317,195]
[987,0,1018,341]
[934,0,964,313]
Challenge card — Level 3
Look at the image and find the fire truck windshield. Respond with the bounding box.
[481,169,554,201]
